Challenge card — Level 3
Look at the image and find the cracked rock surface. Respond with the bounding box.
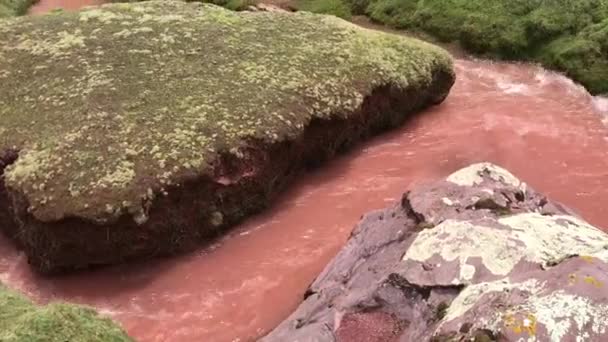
[262,162,608,342]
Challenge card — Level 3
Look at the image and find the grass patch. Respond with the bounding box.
[200,0,257,11]
[0,283,132,341]
[110,0,257,11]
[0,1,453,224]
[297,0,352,19]
[0,0,38,18]
[537,18,608,94]
[317,0,608,94]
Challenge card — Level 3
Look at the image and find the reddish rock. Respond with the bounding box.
[335,312,403,342]
[263,163,608,341]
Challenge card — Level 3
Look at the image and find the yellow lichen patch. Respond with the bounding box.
[523,314,537,336]
[503,312,537,337]
[95,160,136,190]
[4,149,52,187]
[584,275,603,288]
[503,313,521,333]
[581,255,596,263]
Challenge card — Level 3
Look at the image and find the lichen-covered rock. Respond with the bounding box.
[0,1,454,272]
[0,283,133,341]
[263,162,608,342]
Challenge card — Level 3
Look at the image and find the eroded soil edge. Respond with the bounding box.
[0,69,454,274]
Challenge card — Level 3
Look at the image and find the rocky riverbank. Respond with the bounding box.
[264,163,608,341]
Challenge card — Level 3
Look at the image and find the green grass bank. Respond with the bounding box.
[0,284,132,341]
[0,0,37,18]
[300,0,608,95]
[0,1,454,272]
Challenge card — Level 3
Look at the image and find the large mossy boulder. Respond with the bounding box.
[264,163,608,341]
[0,0,454,273]
[0,284,132,341]
[346,0,608,95]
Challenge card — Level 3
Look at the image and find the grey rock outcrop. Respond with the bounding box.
[263,163,608,342]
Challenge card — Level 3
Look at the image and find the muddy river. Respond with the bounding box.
[4,2,608,341]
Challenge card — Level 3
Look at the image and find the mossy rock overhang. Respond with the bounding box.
[0,283,133,341]
[0,0,455,273]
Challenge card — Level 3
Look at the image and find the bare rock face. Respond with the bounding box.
[262,163,608,342]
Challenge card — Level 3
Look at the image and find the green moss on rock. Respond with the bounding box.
[333,0,608,94]
[0,1,453,225]
[0,284,132,341]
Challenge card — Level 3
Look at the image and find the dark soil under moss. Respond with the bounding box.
[0,70,453,273]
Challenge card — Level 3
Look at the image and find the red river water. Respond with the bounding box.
[28,0,104,13]
[4,3,608,342]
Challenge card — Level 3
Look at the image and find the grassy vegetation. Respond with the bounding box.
[110,0,257,11]
[296,0,352,19]
[536,18,608,95]
[113,0,353,19]
[0,0,37,18]
[0,284,132,341]
[198,0,256,10]
[0,1,452,225]
[305,0,608,94]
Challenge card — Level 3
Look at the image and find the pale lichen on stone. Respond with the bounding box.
[441,278,545,323]
[446,162,525,190]
[498,213,608,267]
[589,248,608,262]
[404,212,608,285]
[518,291,608,341]
[403,219,527,282]
[439,278,608,342]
